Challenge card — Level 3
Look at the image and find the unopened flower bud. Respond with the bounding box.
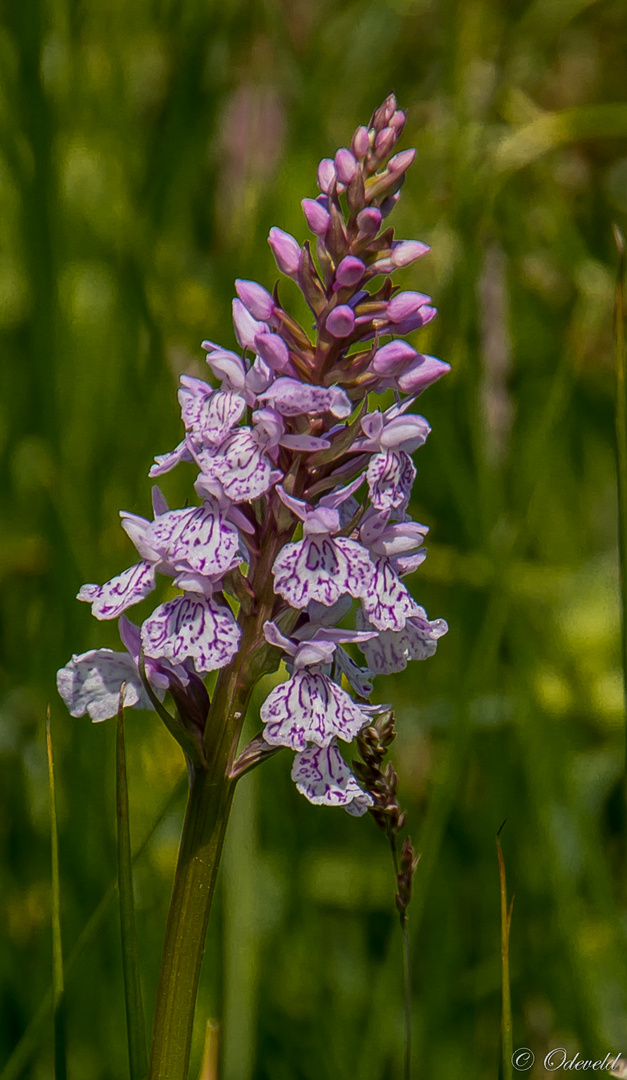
[397,356,451,394]
[374,126,396,159]
[302,197,330,236]
[317,158,336,194]
[335,148,357,185]
[326,305,355,338]
[235,279,275,321]
[390,109,406,133]
[268,227,301,277]
[390,240,430,267]
[356,207,382,235]
[254,331,292,373]
[334,256,365,289]
[351,125,370,159]
[387,290,432,323]
[388,148,416,176]
[372,340,418,376]
[371,93,397,132]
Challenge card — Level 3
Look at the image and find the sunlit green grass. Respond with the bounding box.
[1,0,627,1077]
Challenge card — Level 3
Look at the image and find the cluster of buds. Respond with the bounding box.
[57,94,448,815]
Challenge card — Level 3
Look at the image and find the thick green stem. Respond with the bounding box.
[148,518,292,1080]
[147,750,236,1080]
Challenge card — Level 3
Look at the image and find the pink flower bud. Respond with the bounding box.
[397,356,451,394]
[334,148,357,184]
[391,306,437,335]
[254,331,292,373]
[326,305,355,338]
[356,207,382,235]
[235,279,275,321]
[374,127,395,158]
[388,148,416,176]
[390,109,406,133]
[334,256,365,289]
[268,227,301,277]
[387,291,432,323]
[351,125,370,159]
[317,158,336,194]
[390,240,430,267]
[372,340,418,376]
[302,197,330,236]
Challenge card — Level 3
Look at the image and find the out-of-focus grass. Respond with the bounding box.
[1,0,626,1077]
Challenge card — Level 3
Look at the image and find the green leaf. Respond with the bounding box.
[46,709,67,1080]
[116,691,149,1080]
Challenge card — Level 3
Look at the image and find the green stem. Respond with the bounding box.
[46,709,67,1080]
[146,751,235,1080]
[613,227,627,798]
[148,520,291,1080]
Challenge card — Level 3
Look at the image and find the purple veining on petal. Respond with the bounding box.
[78,562,156,620]
[272,536,374,608]
[261,671,371,750]
[149,439,195,478]
[141,594,241,673]
[291,742,373,815]
[259,378,352,419]
[179,379,246,445]
[146,502,241,576]
[360,556,420,631]
[356,607,448,675]
[366,449,417,510]
[196,430,278,502]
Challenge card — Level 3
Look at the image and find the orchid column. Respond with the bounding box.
[58,95,448,1080]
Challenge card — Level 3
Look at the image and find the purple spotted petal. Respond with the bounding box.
[360,557,420,631]
[179,379,245,445]
[149,439,194,478]
[367,450,416,510]
[260,378,352,419]
[57,649,151,722]
[141,594,241,673]
[356,607,448,675]
[272,536,374,608]
[197,430,278,502]
[146,502,241,576]
[78,562,156,620]
[291,742,373,815]
[261,671,370,750]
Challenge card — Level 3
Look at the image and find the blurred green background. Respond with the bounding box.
[1,0,627,1077]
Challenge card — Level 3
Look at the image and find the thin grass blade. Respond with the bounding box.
[496,823,513,1080]
[613,226,627,795]
[117,690,149,1079]
[197,1020,219,1080]
[46,708,67,1080]
[0,772,186,1080]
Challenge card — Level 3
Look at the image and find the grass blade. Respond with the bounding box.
[496,823,514,1080]
[116,690,149,1080]
[0,771,186,1080]
[46,708,67,1080]
[614,226,627,794]
[197,1020,219,1080]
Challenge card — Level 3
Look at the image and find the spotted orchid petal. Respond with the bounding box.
[56,649,152,722]
[367,449,416,510]
[291,742,373,815]
[356,607,448,674]
[272,536,374,608]
[78,562,156,620]
[260,670,371,750]
[360,557,421,631]
[259,378,352,419]
[196,430,279,502]
[149,439,194,478]
[141,594,241,673]
[179,378,245,445]
[146,501,241,577]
